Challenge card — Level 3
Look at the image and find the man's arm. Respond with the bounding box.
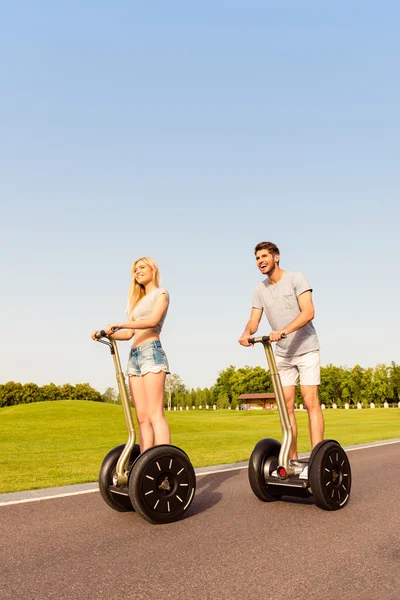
[238,307,263,346]
[269,290,315,341]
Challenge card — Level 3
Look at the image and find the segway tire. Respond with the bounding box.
[99,443,141,512]
[128,445,196,524]
[308,440,351,511]
[248,438,282,502]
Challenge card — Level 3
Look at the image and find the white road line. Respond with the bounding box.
[196,465,248,477]
[345,440,400,452]
[1,439,399,507]
[0,488,99,506]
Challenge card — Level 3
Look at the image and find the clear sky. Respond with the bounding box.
[1,1,399,393]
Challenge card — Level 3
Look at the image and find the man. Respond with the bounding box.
[238,241,324,472]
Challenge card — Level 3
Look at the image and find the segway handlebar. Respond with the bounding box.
[248,334,287,344]
[95,327,120,340]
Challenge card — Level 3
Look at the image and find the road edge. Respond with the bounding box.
[1,438,399,507]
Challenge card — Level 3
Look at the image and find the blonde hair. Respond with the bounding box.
[126,257,160,320]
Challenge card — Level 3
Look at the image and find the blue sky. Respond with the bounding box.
[1,1,399,393]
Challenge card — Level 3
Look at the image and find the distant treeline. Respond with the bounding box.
[206,362,400,409]
[2,361,400,409]
[0,382,104,408]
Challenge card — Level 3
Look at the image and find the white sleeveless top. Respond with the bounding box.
[132,288,169,335]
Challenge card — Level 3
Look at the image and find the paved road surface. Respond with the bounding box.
[1,443,400,600]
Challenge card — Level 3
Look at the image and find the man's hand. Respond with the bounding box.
[268,329,288,342]
[238,334,254,347]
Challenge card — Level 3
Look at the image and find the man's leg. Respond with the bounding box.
[275,355,300,460]
[298,350,324,449]
[301,385,324,448]
[282,385,298,459]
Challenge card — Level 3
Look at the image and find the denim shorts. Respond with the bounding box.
[126,340,170,377]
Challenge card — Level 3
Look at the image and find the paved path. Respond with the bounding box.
[1,442,400,600]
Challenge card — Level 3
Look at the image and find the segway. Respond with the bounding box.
[95,330,196,523]
[248,336,351,510]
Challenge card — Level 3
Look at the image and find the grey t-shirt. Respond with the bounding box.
[252,271,319,357]
[133,288,169,335]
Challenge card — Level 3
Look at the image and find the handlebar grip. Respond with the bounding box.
[248,333,287,344]
[95,327,119,340]
[94,330,106,340]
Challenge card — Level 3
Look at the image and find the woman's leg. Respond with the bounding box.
[142,371,171,445]
[128,376,154,452]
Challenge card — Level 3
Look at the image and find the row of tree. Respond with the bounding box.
[2,361,400,409]
[167,362,400,409]
[0,382,103,408]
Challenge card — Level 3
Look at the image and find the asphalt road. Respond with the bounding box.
[1,442,400,600]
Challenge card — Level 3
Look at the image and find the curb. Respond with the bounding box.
[1,438,399,506]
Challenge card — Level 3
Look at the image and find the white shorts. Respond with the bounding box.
[275,350,320,387]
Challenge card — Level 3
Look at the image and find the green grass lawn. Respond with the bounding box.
[1,401,399,494]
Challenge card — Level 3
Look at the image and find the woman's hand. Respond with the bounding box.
[104,324,121,335]
[91,330,100,341]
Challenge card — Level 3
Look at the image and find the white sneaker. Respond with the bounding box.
[299,465,308,480]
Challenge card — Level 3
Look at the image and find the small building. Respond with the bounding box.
[238,393,276,410]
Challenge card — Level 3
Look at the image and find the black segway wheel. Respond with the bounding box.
[308,440,352,511]
[128,445,196,524]
[99,443,141,512]
[248,438,282,502]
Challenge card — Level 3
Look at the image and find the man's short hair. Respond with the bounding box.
[254,241,280,256]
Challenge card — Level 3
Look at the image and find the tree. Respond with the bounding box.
[165,373,186,409]
[0,382,24,407]
[212,366,237,403]
[360,368,373,405]
[40,383,61,402]
[102,387,118,404]
[189,388,197,408]
[389,362,400,401]
[174,390,188,408]
[349,365,365,405]
[217,392,230,409]
[21,382,41,404]
[370,365,390,406]
[230,396,239,410]
[319,365,343,406]
[195,387,205,408]
[59,384,75,400]
[340,368,353,405]
[230,366,272,397]
[74,383,103,402]
[203,387,212,407]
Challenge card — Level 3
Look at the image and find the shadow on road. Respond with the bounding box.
[189,470,241,517]
[280,495,316,506]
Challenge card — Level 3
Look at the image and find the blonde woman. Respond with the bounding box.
[93,257,170,452]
